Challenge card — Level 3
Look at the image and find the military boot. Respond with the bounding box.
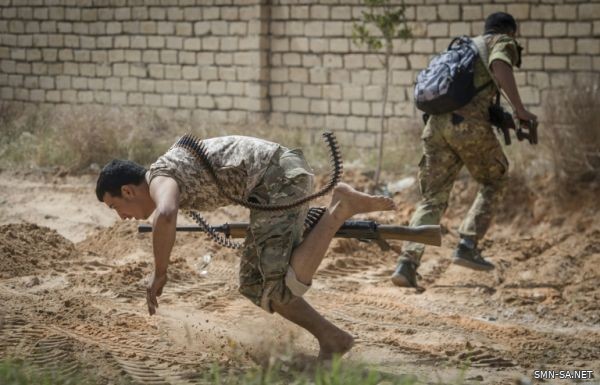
[391,260,419,288]
[452,243,495,271]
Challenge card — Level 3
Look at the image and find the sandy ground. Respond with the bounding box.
[0,169,599,385]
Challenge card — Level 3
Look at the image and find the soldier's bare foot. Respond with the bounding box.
[317,329,354,361]
[330,183,396,221]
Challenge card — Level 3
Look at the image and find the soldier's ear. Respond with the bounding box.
[121,184,135,198]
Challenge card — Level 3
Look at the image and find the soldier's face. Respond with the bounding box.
[102,187,148,220]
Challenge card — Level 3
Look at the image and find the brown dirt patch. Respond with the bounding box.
[0,222,75,278]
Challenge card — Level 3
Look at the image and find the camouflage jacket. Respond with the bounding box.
[455,34,520,123]
[148,136,282,211]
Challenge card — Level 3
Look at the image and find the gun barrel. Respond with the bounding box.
[138,223,247,237]
[138,222,442,246]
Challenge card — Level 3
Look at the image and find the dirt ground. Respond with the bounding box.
[0,168,599,385]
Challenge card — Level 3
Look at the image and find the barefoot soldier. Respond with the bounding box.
[96,133,395,360]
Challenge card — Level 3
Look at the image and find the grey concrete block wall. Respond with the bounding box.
[0,0,599,148]
[0,0,271,127]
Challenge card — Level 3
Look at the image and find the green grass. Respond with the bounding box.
[0,358,97,385]
[0,356,426,385]
[203,357,421,385]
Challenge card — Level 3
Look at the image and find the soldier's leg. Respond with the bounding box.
[272,297,354,361]
[458,179,507,241]
[240,205,354,360]
[448,121,509,270]
[280,183,394,359]
[240,149,394,360]
[289,183,396,284]
[459,132,508,241]
[240,183,353,360]
[392,116,462,287]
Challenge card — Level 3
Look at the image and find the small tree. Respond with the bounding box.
[352,0,412,189]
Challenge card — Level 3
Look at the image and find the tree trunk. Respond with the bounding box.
[373,42,392,188]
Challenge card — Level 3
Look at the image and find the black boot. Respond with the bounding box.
[391,260,419,287]
[452,242,495,271]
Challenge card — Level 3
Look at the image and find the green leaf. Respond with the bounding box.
[350,0,413,50]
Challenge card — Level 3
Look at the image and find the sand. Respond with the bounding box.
[0,169,598,384]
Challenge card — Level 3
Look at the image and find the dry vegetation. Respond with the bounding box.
[544,79,600,187]
[1,82,599,195]
[0,103,346,174]
[0,104,182,172]
[0,102,424,178]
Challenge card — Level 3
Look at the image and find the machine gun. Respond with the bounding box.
[138,221,442,251]
[489,96,538,146]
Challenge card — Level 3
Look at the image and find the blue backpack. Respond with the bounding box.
[414,36,492,115]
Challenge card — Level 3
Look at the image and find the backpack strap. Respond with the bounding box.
[472,35,514,109]
[448,35,470,50]
[447,36,462,49]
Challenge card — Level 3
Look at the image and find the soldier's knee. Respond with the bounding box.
[238,272,302,314]
[238,284,266,311]
[285,267,311,298]
[479,163,509,190]
[419,198,449,214]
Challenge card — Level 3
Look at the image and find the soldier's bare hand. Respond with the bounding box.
[516,108,537,123]
[146,272,167,316]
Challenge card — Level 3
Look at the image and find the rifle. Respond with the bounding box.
[489,95,538,146]
[138,221,442,251]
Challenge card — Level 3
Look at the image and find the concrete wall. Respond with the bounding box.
[1,0,599,147]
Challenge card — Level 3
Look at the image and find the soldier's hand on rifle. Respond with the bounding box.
[513,107,539,145]
[515,107,537,123]
[146,271,168,315]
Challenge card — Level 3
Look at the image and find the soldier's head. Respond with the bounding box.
[484,12,517,37]
[96,159,154,220]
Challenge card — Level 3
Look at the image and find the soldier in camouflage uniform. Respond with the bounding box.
[392,12,538,287]
[96,135,395,360]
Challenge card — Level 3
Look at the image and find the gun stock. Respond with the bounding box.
[138,222,442,247]
[377,224,441,246]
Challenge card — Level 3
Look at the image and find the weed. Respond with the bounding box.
[0,358,97,385]
[544,77,600,187]
[202,356,420,385]
[0,102,426,177]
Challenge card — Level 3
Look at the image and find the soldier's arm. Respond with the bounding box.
[148,176,180,277]
[491,60,537,122]
[145,175,180,315]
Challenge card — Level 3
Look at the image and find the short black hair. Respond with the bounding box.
[484,12,517,35]
[95,159,147,202]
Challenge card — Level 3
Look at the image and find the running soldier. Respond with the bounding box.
[392,12,538,287]
[96,134,395,360]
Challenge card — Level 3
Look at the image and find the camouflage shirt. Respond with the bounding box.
[148,136,282,210]
[455,34,519,122]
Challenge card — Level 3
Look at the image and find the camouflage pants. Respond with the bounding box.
[238,148,314,312]
[399,113,509,265]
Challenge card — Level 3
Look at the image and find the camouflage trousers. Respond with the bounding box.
[238,148,314,312]
[399,113,509,265]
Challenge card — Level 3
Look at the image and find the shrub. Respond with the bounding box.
[0,358,97,385]
[544,78,600,186]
